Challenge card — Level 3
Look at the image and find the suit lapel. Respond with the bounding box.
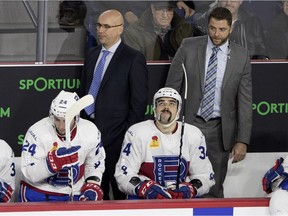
[222,43,236,89]
[198,37,208,92]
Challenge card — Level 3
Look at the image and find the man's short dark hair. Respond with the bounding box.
[208,7,232,27]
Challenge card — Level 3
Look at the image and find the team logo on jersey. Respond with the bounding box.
[153,156,188,186]
[51,142,58,151]
[149,136,160,148]
[45,164,81,186]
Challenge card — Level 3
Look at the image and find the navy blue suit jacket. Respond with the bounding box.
[79,41,148,153]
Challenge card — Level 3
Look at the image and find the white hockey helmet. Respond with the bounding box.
[49,90,79,120]
[153,87,182,110]
[153,87,182,127]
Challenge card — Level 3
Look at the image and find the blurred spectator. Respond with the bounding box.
[174,1,214,25]
[242,0,282,31]
[193,0,269,59]
[123,1,193,61]
[59,1,86,26]
[266,0,288,60]
[121,1,150,25]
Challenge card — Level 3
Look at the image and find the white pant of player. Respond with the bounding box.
[269,189,288,215]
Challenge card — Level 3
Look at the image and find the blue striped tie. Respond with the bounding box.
[200,46,220,121]
[85,50,110,116]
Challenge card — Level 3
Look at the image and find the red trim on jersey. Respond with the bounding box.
[20,181,69,196]
[139,163,154,180]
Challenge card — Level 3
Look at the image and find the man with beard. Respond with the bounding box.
[165,7,252,198]
[115,87,215,199]
[193,0,268,59]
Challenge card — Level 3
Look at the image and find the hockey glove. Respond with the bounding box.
[79,183,104,201]
[136,180,171,199]
[0,180,13,202]
[168,182,197,199]
[263,157,285,194]
[46,146,81,173]
[279,178,288,191]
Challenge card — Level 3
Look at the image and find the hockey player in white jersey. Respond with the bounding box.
[115,87,215,199]
[19,90,105,202]
[0,139,15,202]
[263,155,288,215]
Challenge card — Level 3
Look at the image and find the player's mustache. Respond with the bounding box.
[158,109,172,122]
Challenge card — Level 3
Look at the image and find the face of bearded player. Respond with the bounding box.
[155,97,178,126]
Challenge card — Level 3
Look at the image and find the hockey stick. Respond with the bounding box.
[176,63,188,189]
[65,94,94,201]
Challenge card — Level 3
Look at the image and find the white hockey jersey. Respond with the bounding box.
[115,120,215,197]
[0,140,15,192]
[20,117,105,195]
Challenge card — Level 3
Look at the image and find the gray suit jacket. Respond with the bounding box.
[165,35,252,151]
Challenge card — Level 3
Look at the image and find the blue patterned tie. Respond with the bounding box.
[200,46,220,121]
[85,50,110,115]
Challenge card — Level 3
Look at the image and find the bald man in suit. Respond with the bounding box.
[79,9,148,200]
[165,7,252,198]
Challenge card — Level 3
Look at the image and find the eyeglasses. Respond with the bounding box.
[156,101,177,107]
[96,23,123,30]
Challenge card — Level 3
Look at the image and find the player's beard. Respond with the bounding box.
[157,109,174,125]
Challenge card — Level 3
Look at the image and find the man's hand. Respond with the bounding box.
[230,142,247,163]
[124,11,138,24]
[176,1,195,18]
[263,157,285,194]
[79,183,104,201]
[136,180,171,199]
[168,182,197,199]
[0,180,13,202]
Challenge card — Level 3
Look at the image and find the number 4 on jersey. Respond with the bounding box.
[123,143,132,156]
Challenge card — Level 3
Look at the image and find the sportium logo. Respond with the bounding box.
[0,107,10,117]
[253,101,288,116]
[19,77,81,92]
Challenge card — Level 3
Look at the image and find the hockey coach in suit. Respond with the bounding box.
[165,7,252,198]
[79,9,148,200]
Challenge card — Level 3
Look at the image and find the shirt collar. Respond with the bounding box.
[207,37,229,55]
[101,39,121,54]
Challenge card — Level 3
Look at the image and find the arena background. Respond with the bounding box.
[0,62,288,198]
